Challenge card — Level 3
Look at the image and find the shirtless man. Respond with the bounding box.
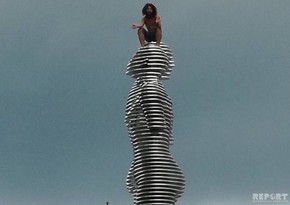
[131,3,162,47]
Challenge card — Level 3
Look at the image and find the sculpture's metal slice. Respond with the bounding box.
[125,42,185,205]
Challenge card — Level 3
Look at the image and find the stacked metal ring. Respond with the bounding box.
[125,42,185,205]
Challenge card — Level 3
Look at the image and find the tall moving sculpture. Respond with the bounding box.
[125,42,185,205]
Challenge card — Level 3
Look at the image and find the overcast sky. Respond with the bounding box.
[1,0,290,205]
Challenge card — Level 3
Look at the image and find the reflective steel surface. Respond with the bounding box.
[125,42,185,205]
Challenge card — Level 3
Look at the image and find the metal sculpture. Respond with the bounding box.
[125,42,185,205]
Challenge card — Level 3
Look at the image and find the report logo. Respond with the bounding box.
[252,193,288,203]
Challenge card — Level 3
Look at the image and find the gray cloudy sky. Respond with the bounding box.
[1,0,290,205]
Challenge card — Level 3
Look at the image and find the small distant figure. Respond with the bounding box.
[131,3,162,47]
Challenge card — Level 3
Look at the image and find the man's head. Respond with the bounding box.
[142,3,157,18]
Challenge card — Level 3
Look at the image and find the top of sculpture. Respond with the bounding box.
[126,42,175,80]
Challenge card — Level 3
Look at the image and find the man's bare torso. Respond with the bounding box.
[143,15,161,32]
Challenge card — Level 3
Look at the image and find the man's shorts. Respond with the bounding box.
[141,28,156,42]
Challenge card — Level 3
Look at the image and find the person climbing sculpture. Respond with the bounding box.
[131,3,162,47]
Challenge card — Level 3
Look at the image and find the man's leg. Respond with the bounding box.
[138,28,145,47]
[155,27,162,46]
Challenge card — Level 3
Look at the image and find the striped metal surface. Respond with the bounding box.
[125,42,185,205]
